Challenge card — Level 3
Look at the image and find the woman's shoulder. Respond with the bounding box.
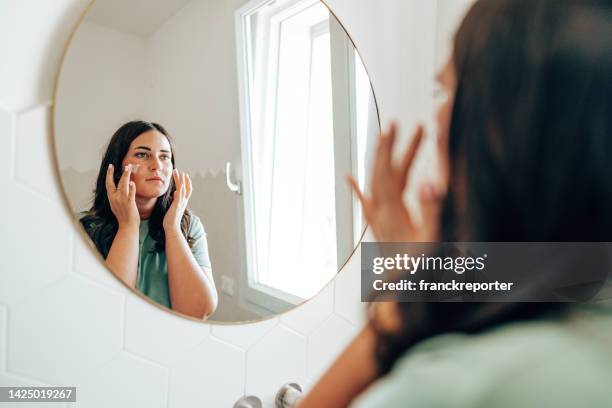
[187,212,206,236]
[352,305,612,408]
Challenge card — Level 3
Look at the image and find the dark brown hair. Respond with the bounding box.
[80,121,193,257]
[371,0,612,375]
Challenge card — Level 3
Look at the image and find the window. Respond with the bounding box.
[236,0,374,311]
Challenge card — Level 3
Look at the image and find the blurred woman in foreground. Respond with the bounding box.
[299,0,612,406]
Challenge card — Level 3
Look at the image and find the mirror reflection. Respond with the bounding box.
[54,0,379,322]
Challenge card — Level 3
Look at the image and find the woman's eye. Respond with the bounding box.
[135,152,148,159]
[160,155,171,161]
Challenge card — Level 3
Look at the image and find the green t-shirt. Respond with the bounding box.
[136,215,211,308]
[351,305,612,408]
[79,212,211,309]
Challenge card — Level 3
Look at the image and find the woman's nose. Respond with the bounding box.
[149,156,162,171]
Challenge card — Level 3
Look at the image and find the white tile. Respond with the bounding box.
[280,283,334,336]
[169,336,245,408]
[307,314,359,381]
[0,372,67,407]
[76,353,167,408]
[14,105,64,203]
[246,325,308,407]
[0,183,72,305]
[211,317,278,351]
[124,295,209,366]
[334,246,367,326]
[8,275,123,385]
[0,107,13,187]
[73,227,128,294]
[0,0,90,111]
[0,305,6,371]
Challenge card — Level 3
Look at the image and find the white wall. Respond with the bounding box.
[55,21,148,210]
[56,21,149,174]
[146,0,246,174]
[0,0,473,406]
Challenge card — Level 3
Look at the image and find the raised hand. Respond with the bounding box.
[163,169,192,232]
[348,123,445,243]
[106,164,140,229]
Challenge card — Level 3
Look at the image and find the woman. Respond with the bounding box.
[299,0,612,406]
[80,121,218,319]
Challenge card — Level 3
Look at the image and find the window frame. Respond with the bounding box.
[235,0,325,313]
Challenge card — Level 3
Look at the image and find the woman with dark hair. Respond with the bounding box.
[80,121,218,319]
[298,0,612,406]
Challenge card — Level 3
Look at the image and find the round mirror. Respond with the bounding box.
[53,0,380,323]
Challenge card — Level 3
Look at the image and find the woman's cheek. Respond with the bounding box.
[128,170,137,184]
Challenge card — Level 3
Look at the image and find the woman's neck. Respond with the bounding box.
[135,196,157,220]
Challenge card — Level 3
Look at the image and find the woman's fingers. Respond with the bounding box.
[172,169,188,203]
[347,175,372,222]
[374,123,397,180]
[105,164,116,193]
[181,172,186,197]
[398,124,425,188]
[128,181,136,201]
[347,175,366,205]
[380,122,398,164]
[118,165,132,195]
[418,183,443,241]
[185,173,192,200]
[387,121,398,148]
[172,169,180,193]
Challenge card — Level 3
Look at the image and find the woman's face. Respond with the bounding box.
[121,130,174,199]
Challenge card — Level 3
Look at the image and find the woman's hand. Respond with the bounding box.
[106,164,140,229]
[295,322,379,408]
[348,122,446,243]
[163,169,192,232]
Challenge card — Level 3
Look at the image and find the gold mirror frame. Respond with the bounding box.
[50,0,380,325]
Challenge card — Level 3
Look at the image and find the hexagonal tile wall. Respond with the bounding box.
[168,336,245,408]
[334,246,367,326]
[246,325,308,406]
[0,182,73,305]
[14,104,64,203]
[0,372,67,407]
[72,231,128,295]
[280,282,335,336]
[0,0,91,112]
[211,317,279,351]
[307,314,360,381]
[124,295,210,366]
[0,106,14,188]
[0,304,6,371]
[8,275,124,385]
[75,353,168,408]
